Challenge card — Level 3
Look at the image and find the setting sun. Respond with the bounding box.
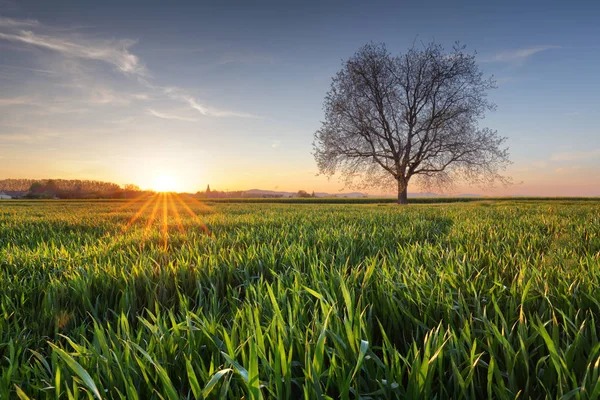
[153,174,177,192]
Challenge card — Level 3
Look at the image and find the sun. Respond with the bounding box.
[153,174,177,192]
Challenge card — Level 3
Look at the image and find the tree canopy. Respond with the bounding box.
[313,42,510,203]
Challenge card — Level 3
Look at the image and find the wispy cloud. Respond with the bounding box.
[485,45,560,62]
[0,130,61,143]
[551,149,600,161]
[0,16,39,28]
[132,93,150,101]
[0,63,55,75]
[147,108,197,122]
[563,109,586,117]
[0,16,144,75]
[555,166,582,174]
[0,96,89,114]
[108,116,135,125]
[0,16,254,119]
[164,87,258,118]
[186,96,256,118]
[0,29,145,75]
[88,88,131,105]
[0,96,31,106]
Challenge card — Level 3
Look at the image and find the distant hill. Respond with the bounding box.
[234,189,484,198]
[243,189,295,197]
[242,189,369,198]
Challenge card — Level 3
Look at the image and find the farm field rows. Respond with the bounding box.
[1,196,600,399]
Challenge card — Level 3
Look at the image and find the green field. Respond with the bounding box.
[1,197,600,399]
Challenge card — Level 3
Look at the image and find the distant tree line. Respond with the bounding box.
[0,179,151,199]
[296,190,316,198]
[195,185,317,199]
[195,185,245,199]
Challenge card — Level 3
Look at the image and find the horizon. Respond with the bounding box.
[1,0,599,196]
[1,177,599,198]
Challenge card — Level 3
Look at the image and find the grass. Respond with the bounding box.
[199,196,600,204]
[1,195,599,399]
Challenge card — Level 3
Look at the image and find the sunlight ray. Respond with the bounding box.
[161,193,169,249]
[144,193,162,239]
[167,192,185,234]
[177,194,214,214]
[122,194,157,233]
[174,193,211,235]
[109,193,154,216]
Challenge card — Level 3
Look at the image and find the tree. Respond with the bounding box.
[29,182,43,194]
[313,42,510,204]
[123,183,141,191]
[297,190,311,198]
[45,179,58,195]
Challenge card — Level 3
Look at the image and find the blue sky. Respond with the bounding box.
[0,0,599,195]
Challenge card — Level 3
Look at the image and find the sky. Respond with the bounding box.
[0,0,599,195]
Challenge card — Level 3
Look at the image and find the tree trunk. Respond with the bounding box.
[397,180,408,205]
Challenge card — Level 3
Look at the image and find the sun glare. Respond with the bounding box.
[154,174,177,192]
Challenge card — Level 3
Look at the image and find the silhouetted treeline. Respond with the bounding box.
[195,187,316,199]
[0,179,151,199]
[196,189,246,198]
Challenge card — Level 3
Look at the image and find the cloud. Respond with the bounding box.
[0,16,39,28]
[0,16,254,119]
[132,93,150,100]
[271,140,281,148]
[555,166,581,174]
[0,63,55,74]
[164,87,258,118]
[0,29,145,75]
[551,149,600,161]
[0,96,31,106]
[0,131,61,143]
[108,116,135,125]
[563,111,583,117]
[186,95,257,118]
[147,108,197,122]
[486,46,560,62]
[0,16,144,75]
[87,88,130,105]
[0,96,90,114]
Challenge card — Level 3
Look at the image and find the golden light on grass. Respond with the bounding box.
[161,193,168,249]
[173,194,211,235]
[122,194,156,233]
[167,193,186,234]
[144,193,162,237]
[118,192,212,250]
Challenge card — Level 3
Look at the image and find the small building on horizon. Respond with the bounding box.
[0,191,12,199]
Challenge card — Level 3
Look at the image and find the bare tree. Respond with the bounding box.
[123,183,141,191]
[313,42,510,204]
